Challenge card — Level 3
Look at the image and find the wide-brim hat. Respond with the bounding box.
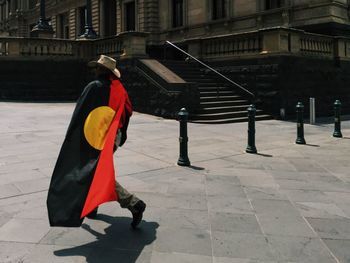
[88,54,121,78]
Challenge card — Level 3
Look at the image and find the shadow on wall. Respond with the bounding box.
[54,214,159,263]
[0,59,93,101]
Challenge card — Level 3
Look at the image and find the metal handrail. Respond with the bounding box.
[165,40,255,97]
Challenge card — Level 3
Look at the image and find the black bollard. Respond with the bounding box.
[246,104,257,153]
[333,100,343,138]
[295,102,306,144]
[177,108,191,166]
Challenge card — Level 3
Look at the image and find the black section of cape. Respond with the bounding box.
[46,78,128,227]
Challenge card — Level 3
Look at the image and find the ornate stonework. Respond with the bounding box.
[0,1,349,43]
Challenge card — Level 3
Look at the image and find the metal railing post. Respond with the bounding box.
[246,104,257,154]
[177,108,191,166]
[296,102,306,144]
[333,100,342,138]
[310,97,315,125]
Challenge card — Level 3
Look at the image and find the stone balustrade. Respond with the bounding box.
[94,36,123,57]
[202,33,261,59]
[0,31,148,59]
[0,37,77,57]
[191,27,350,61]
[1,28,350,61]
[299,34,333,58]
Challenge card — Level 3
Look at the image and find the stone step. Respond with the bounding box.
[190,115,272,124]
[200,95,242,102]
[160,59,272,124]
[191,110,264,120]
[198,105,251,113]
[198,86,231,91]
[196,83,225,87]
[162,66,204,73]
[200,100,250,107]
[161,61,201,67]
[181,77,210,81]
[255,75,279,82]
[256,83,274,89]
[199,91,234,97]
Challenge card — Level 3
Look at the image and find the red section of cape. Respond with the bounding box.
[80,79,132,218]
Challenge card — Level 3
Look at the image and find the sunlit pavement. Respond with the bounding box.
[0,102,349,263]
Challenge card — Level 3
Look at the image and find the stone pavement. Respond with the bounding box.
[0,102,349,263]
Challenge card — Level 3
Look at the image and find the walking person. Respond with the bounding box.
[47,55,146,229]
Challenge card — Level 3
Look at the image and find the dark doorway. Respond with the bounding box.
[125,1,135,31]
[100,0,116,37]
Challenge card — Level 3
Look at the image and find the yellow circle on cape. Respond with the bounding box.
[84,106,116,150]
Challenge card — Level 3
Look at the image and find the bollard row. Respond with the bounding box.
[176,100,344,165]
[294,100,343,144]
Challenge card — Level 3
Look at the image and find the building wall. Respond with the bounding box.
[158,0,169,31]
[233,0,257,17]
[1,0,350,42]
[51,15,56,38]
[116,0,122,33]
[91,0,99,35]
[188,0,206,25]
[69,8,76,39]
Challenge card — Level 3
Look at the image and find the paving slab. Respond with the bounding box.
[212,232,275,260]
[266,235,337,263]
[322,239,350,263]
[0,218,50,243]
[0,102,349,262]
[151,251,212,263]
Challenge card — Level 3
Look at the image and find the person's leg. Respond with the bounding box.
[115,181,140,209]
[116,181,146,228]
[114,130,146,228]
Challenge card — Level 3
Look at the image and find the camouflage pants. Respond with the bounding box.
[115,130,140,212]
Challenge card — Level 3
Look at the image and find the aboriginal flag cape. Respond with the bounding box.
[47,77,132,227]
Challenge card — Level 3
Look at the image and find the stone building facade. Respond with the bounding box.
[1,0,350,41]
[1,0,350,121]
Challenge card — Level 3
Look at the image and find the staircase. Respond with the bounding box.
[161,60,272,124]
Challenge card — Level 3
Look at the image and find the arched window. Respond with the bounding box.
[172,0,183,27]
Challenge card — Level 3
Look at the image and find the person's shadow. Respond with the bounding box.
[54,214,159,263]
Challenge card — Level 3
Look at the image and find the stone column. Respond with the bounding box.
[260,27,298,54]
[21,0,27,10]
[119,31,148,59]
[5,0,9,19]
[10,0,15,15]
[79,0,98,39]
[99,0,105,37]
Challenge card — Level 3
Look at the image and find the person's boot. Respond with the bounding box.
[86,207,98,219]
[131,200,146,229]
